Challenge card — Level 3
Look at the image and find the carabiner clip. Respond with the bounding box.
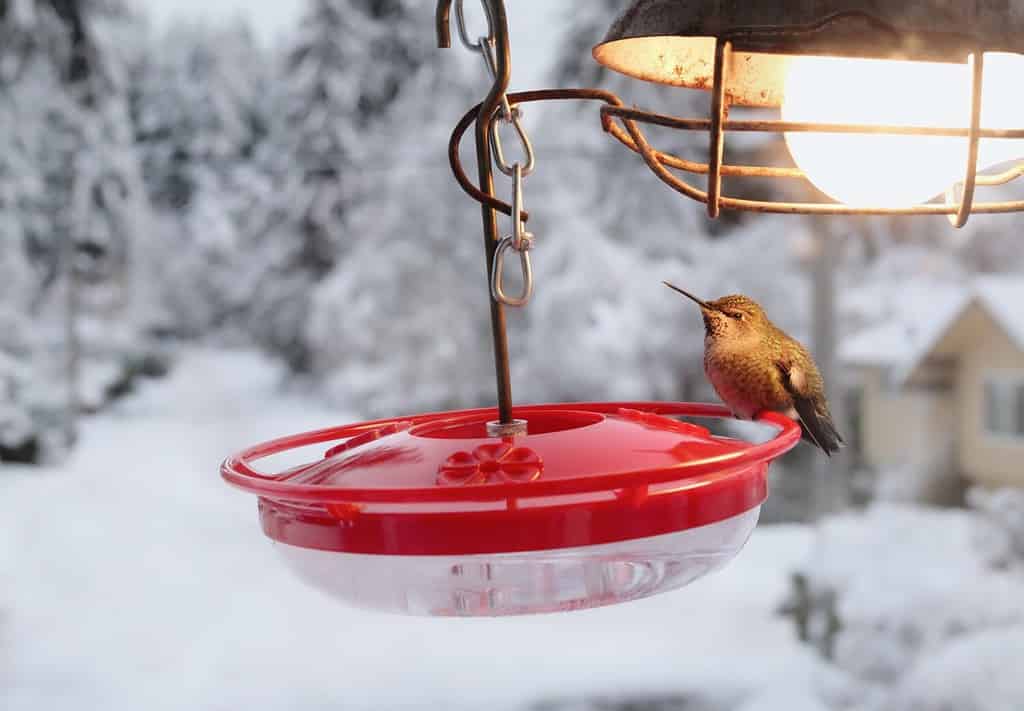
[454,0,495,51]
[489,107,535,177]
[490,235,533,307]
[509,163,530,249]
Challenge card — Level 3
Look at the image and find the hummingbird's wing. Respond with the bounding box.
[776,360,844,456]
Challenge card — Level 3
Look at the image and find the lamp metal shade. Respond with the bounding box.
[594,0,1024,105]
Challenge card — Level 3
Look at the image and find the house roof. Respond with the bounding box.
[974,278,1024,349]
[840,280,968,368]
[840,276,1024,386]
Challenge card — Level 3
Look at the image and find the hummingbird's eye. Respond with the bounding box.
[729,311,743,320]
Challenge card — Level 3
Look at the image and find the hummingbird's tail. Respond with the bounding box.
[795,403,844,456]
[777,359,844,457]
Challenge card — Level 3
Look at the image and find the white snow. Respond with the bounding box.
[794,503,1024,702]
[841,275,1024,384]
[1,347,826,711]
[969,487,1024,567]
[889,625,1024,711]
[141,1,563,93]
[840,280,967,370]
[734,687,831,711]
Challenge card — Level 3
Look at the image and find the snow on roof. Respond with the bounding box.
[841,322,934,369]
[975,277,1024,350]
[841,276,1024,385]
[840,281,968,370]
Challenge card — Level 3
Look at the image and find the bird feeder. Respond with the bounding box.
[223,403,799,615]
[223,0,1024,616]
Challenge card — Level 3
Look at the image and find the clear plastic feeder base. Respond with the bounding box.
[274,508,759,616]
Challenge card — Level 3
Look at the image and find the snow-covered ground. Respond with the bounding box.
[1,348,828,711]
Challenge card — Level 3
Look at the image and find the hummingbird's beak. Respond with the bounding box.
[662,281,715,311]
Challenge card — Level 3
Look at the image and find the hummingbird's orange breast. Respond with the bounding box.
[704,341,792,419]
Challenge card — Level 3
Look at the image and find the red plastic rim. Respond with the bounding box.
[223,402,798,503]
[221,402,800,555]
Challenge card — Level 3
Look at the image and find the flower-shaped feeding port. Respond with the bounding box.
[438,442,543,485]
[222,402,800,616]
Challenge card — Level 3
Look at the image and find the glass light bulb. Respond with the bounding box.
[780,53,1024,207]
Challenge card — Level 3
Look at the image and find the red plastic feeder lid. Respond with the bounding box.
[221,402,800,556]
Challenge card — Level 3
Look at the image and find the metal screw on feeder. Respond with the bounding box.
[592,0,1024,227]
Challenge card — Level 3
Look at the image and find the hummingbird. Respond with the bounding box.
[663,281,843,456]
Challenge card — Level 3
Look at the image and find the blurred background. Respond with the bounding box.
[2,1,1024,709]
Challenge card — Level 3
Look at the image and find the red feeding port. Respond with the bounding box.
[222,402,799,616]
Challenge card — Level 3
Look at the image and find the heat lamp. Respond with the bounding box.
[594,0,1024,226]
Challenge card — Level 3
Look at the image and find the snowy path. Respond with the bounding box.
[1,348,821,711]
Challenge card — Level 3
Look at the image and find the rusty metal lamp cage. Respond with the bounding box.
[592,0,1024,227]
[437,0,1024,428]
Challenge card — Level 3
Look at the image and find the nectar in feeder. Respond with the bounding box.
[222,402,799,616]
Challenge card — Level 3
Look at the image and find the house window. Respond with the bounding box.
[983,377,1024,438]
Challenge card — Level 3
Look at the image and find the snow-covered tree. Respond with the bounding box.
[240,0,432,372]
[128,23,277,336]
[0,1,166,461]
[304,39,497,414]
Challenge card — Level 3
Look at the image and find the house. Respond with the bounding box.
[841,277,1024,502]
